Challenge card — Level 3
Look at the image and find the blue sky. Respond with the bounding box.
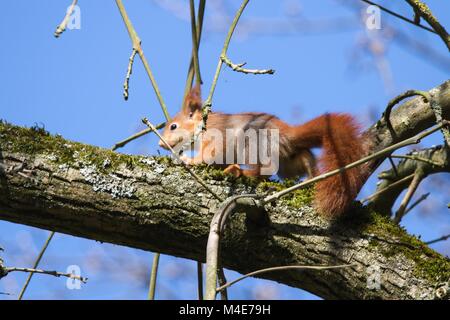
[0,0,449,299]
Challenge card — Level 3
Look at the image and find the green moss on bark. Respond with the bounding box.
[365,210,450,283]
[0,120,138,173]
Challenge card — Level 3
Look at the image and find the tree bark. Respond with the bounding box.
[0,80,449,300]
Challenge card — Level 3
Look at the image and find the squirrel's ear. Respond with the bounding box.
[182,85,202,114]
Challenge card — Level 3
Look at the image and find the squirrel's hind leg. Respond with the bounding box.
[298,149,317,179]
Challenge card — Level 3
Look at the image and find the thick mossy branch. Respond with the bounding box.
[0,120,449,300]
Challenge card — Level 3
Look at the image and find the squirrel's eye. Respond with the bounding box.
[170,123,178,131]
[189,112,193,119]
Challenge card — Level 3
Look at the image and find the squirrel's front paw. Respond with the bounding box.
[223,164,242,177]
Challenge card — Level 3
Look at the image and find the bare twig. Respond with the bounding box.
[147,253,160,300]
[184,0,206,100]
[18,231,55,300]
[115,0,170,120]
[388,156,399,177]
[205,194,261,300]
[187,1,208,299]
[221,56,275,75]
[189,0,202,87]
[426,234,450,245]
[111,122,165,151]
[403,192,430,215]
[362,173,415,203]
[390,154,444,167]
[197,261,203,300]
[217,267,228,300]
[216,264,354,293]
[202,0,250,128]
[123,49,137,101]
[394,170,425,223]
[54,0,78,38]
[6,266,87,283]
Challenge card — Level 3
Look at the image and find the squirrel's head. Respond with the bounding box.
[159,86,203,149]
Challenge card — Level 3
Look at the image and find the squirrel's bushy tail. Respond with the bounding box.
[290,113,368,217]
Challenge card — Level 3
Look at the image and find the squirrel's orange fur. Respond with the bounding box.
[160,87,368,217]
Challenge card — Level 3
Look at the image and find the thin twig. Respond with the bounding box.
[221,56,275,75]
[54,0,78,38]
[263,122,447,205]
[426,234,450,245]
[403,192,430,215]
[216,264,354,293]
[142,118,223,202]
[148,253,160,300]
[197,262,203,300]
[388,156,399,177]
[123,49,137,101]
[217,267,228,300]
[115,0,170,120]
[362,173,415,203]
[6,266,87,283]
[111,122,165,151]
[18,231,55,300]
[394,170,424,223]
[189,0,202,87]
[205,194,260,300]
[187,3,207,296]
[184,0,206,100]
[202,0,250,128]
[390,154,444,167]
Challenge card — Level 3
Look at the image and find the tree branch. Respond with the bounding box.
[1,78,450,300]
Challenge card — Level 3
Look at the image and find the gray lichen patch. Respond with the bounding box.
[139,157,167,174]
[79,165,136,198]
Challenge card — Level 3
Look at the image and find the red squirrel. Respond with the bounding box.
[159,87,368,217]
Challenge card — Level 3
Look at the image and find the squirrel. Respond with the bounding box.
[159,86,368,217]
